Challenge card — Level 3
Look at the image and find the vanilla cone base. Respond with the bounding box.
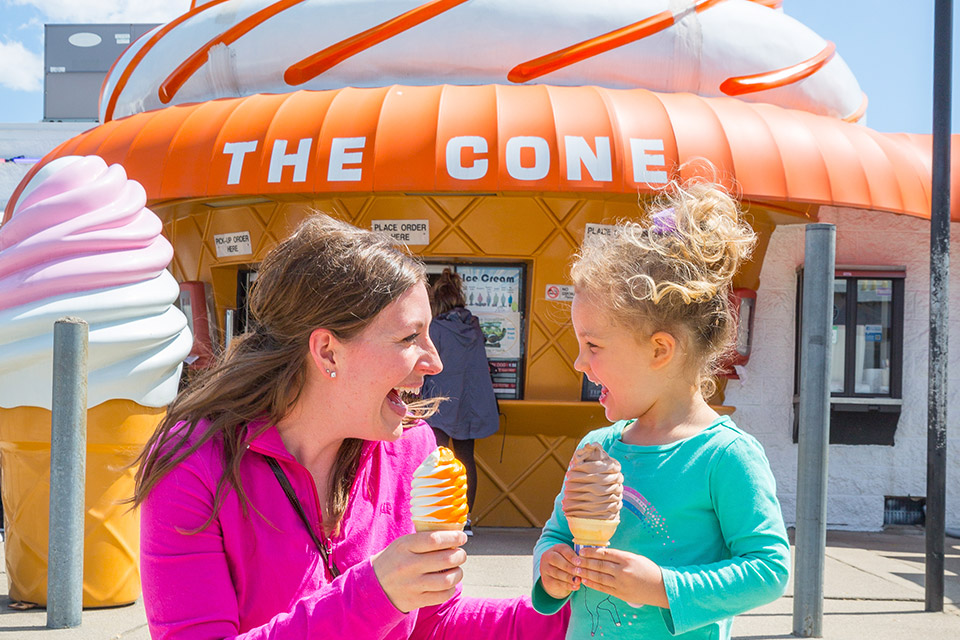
[0,400,164,607]
[567,516,620,554]
[413,520,465,532]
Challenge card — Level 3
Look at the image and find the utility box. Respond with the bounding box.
[44,24,158,122]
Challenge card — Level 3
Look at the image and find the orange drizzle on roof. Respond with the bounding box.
[160,0,307,105]
[843,92,869,123]
[102,0,231,122]
[719,41,837,97]
[507,0,725,84]
[285,0,470,86]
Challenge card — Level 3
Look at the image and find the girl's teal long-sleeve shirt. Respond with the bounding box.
[532,416,790,639]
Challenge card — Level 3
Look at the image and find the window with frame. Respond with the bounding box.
[793,267,905,445]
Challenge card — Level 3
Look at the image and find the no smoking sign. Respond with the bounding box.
[545,284,574,301]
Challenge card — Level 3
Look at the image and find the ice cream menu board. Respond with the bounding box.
[457,265,524,399]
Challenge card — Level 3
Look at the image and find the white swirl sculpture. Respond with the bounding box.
[0,156,192,409]
[100,0,865,123]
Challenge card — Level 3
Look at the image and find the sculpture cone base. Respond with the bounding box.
[0,400,164,607]
[567,516,620,554]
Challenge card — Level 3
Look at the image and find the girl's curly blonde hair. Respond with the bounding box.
[571,180,756,395]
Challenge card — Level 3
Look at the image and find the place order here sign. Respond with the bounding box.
[214,222,619,257]
[218,135,669,187]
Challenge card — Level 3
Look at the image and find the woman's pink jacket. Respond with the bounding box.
[140,420,569,639]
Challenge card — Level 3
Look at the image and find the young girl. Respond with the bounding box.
[532,181,790,639]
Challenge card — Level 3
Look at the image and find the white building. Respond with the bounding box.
[727,208,960,531]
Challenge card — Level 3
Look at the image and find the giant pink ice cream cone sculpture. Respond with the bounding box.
[0,156,191,606]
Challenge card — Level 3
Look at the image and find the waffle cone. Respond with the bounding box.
[567,515,620,548]
[0,400,164,607]
[413,519,465,533]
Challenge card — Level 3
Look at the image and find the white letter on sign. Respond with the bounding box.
[328,137,366,182]
[565,136,612,182]
[506,136,550,181]
[446,136,489,180]
[223,141,258,185]
[268,138,312,183]
[629,138,668,185]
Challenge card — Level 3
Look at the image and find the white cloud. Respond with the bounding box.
[17,17,43,32]
[0,39,42,91]
[7,0,190,23]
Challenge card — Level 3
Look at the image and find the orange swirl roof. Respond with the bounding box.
[5,85,955,223]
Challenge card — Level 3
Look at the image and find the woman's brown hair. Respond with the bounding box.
[430,268,466,316]
[571,179,756,395]
[132,213,430,534]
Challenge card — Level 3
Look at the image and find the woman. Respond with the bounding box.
[423,269,500,534]
[133,214,568,638]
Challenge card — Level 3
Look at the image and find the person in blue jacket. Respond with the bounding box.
[532,181,790,639]
[423,268,500,535]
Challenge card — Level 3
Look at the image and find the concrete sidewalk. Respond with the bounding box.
[1,527,958,639]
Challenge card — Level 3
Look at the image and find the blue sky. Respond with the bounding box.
[0,1,956,134]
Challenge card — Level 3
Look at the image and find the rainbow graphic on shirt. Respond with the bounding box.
[622,486,673,543]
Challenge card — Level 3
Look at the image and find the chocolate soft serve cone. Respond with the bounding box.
[410,446,469,532]
[562,442,623,552]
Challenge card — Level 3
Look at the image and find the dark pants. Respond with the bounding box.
[431,427,477,516]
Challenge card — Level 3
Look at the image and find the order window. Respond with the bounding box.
[793,267,905,445]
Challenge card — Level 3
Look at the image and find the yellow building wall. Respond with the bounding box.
[156,192,790,526]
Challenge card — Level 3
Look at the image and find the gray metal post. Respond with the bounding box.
[47,317,88,629]
[926,0,952,613]
[793,224,836,638]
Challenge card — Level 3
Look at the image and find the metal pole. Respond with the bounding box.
[793,224,836,638]
[926,0,952,613]
[47,317,88,629]
[224,309,235,352]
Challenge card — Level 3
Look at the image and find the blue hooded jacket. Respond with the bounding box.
[422,307,500,439]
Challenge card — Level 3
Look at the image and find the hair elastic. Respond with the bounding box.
[650,207,677,234]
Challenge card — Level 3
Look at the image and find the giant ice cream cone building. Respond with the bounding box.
[3,0,958,535]
[0,156,191,606]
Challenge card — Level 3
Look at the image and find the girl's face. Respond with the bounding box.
[335,283,443,441]
[571,292,663,422]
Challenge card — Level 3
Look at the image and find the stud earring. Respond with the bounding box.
[326,369,337,378]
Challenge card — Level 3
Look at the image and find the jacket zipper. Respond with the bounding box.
[283,441,377,578]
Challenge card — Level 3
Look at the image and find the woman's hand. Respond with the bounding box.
[538,543,581,599]
[575,547,669,608]
[371,531,468,613]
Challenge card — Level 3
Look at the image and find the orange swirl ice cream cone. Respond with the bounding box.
[563,443,623,554]
[410,446,468,532]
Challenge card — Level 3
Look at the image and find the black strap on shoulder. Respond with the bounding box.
[264,455,340,578]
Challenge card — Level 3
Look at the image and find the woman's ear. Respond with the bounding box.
[308,328,339,373]
[648,331,676,369]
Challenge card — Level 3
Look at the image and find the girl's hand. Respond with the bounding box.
[576,547,669,608]
[371,531,468,613]
[539,543,581,599]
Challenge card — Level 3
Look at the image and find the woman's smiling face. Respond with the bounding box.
[571,292,662,422]
[335,283,442,441]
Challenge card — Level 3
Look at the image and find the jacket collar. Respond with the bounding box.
[244,418,379,464]
[245,420,295,460]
